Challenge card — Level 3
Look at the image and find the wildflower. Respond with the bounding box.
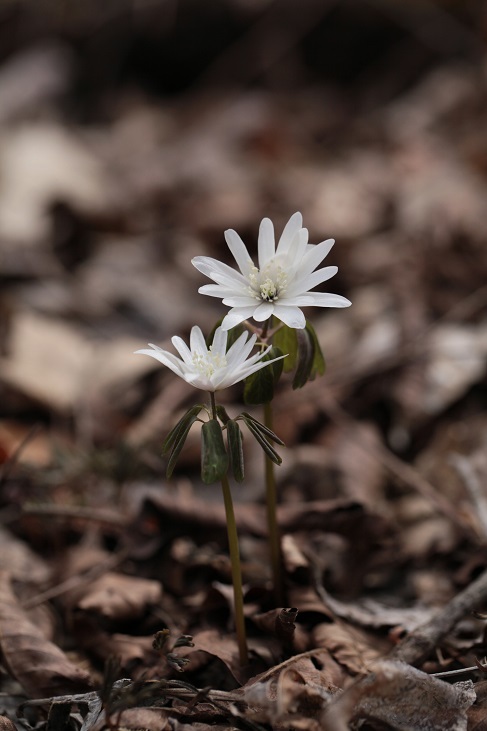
[135,326,285,392]
[192,212,351,330]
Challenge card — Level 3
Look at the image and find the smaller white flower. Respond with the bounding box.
[192,212,351,331]
[135,326,285,392]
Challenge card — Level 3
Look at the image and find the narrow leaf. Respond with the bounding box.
[201,419,229,484]
[239,412,285,446]
[162,404,204,454]
[273,325,298,373]
[241,416,282,465]
[166,415,200,478]
[227,419,245,483]
[216,404,231,425]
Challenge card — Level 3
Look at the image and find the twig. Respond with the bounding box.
[391,567,487,665]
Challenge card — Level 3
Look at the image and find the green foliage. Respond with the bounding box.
[162,404,205,478]
[274,321,326,389]
[293,321,325,389]
[215,404,231,425]
[243,346,284,405]
[227,419,245,482]
[273,324,298,373]
[238,412,283,465]
[201,419,229,484]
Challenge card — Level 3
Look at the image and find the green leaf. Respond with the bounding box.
[216,404,231,425]
[273,325,298,373]
[292,327,315,389]
[268,345,285,383]
[239,412,285,446]
[162,404,205,454]
[227,419,245,483]
[166,413,202,479]
[306,320,326,380]
[243,348,283,405]
[292,321,326,389]
[201,419,229,484]
[241,415,282,465]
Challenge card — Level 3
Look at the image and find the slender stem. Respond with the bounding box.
[210,390,248,665]
[221,473,249,665]
[263,400,284,606]
[209,391,218,419]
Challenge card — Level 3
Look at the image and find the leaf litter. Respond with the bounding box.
[1,2,487,729]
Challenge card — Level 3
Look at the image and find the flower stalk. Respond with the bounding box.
[263,400,284,606]
[220,472,248,665]
[209,390,248,665]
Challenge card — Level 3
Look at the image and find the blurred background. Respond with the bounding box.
[0,0,486,474]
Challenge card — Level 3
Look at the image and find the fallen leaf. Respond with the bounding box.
[0,571,93,697]
[322,660,476,730]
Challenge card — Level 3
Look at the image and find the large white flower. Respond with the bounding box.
[191,212,351,331]
[135,326,285,392]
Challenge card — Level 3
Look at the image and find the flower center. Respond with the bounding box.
[248,261,288,303]
[192,348,227,378]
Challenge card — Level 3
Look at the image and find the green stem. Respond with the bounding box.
[221,473,249,666]
[209,390,248,665]
[263,400,284,606]
[209,391,218,420]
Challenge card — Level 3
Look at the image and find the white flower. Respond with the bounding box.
[192,212,351,330]
[135,326,285,392]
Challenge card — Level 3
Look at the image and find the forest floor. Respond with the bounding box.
[1,3,487,729]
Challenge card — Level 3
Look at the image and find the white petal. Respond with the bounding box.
[192,256,248,288]
[183,371,209,390]
[226,331,256,367]
[135,347,186,377]
[295,239,335,279]
[228,351,287,387]
[287,265,338,296]
[258,218,275,268]
[221,307,257,331]
[287,227,309,269]
[276,212,303,256]
[292,292,352,307]
[171,336,193,364]
[253,301,274,321]
[198,284,232,299]
[190,326,208,356]
[222,294,259,307]
[273,305,306,329]
[224,229,253,277]
[211,326,228,356]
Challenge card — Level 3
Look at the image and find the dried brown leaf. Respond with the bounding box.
[0,571,93,698]
[241,650,345,728]
[113,707,171,730]
[73,615,157,673]
[312,622,384,676]
[322,660,476,730]
[72,572,162,622]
